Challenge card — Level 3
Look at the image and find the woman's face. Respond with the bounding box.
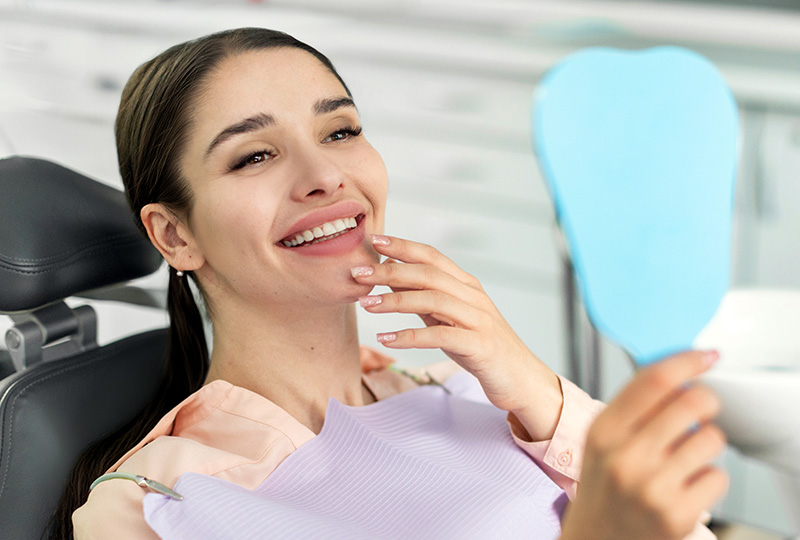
[179,47,388,310]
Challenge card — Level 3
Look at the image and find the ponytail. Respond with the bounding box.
[165,268,209,398]
[47,270,208,540]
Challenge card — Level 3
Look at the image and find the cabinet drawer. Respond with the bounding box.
[370,131,551,208]
[385,200,560,282]
[340,60,535,148]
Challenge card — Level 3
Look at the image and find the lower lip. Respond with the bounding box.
[279,218,365,257]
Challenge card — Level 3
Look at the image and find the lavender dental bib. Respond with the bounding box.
[143,373,567,539]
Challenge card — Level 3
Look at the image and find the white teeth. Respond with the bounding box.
[282,216,360,247]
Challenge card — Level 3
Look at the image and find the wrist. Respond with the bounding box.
[508,370,564,442]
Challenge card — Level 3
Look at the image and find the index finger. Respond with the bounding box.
[600,350,719,437]
[371,234,476,285]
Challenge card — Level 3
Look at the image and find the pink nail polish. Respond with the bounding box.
[377,332,396,343]
[703,350,720,366]
[371,234,391,246]
[351,266,374,278]
[359,295,382,308]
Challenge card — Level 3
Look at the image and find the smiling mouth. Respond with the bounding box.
[280,214,364,248]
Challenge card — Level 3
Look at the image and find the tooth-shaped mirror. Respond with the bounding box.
[532,47,739,365]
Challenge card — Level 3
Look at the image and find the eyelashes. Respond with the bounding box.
[324,125,362,143]
[228,125,363,172]
[230,149,275,171]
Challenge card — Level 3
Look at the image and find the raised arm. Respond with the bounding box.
[352,233,564,442]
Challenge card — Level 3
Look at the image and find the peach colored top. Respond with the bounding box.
[73,349,713,539]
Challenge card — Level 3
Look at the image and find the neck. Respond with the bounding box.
[205,298,371,434]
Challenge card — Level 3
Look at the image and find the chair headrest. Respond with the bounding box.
[0,156,162,312]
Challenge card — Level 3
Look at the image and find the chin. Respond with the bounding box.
[340,280,376,305]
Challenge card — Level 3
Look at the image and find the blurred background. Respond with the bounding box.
[1,0,798,536]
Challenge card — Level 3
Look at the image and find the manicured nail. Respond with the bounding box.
[377,332,396,344]
[371,234,391,246]
[703,350,720,366]
[351,266,374,278]
[359,295,382,308]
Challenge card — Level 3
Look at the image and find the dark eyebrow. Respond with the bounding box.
[314,97,356,115]
[204,98,356,160]
[204,112,275,159]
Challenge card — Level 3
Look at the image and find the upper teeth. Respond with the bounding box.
[282,217,358,247]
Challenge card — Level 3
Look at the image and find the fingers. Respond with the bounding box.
[369,234,480,287]
[663,423,727,488]
[594,350,720,446]
[652,464,729,536]
[375,324,478,357]
[360,288,488,358]
[683,465,729,515]
[351,236,494,356]
[634,383,722,456]
[351,258,487,310]
[359,289,486,329]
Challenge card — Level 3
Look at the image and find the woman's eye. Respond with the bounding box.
[323,125,363,143]
[231,150,273,171]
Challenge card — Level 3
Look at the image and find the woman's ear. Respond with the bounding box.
[140,203,204,272]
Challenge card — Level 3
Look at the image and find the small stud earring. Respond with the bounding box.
[176,270,184,277]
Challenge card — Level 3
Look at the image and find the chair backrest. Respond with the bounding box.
[0,330,167,539]
[531,47,740,365]
[0,156,166,538]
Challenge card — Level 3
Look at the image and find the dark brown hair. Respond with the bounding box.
[48,28,350,539]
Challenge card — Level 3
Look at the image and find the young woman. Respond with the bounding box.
[57,28,726,539]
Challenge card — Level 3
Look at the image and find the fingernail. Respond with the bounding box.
[377,332,396,343]
[703,350,720,366]
[371,234,391,246]
[359,295,382,308]
[351,266,374,278]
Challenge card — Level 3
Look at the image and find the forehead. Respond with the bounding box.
[192,47,348,135]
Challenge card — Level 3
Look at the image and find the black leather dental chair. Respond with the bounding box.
[0,156,167,539]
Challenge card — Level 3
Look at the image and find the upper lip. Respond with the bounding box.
[279,201,366,242]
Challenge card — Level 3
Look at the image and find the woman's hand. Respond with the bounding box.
[560,350,727,540]
[351,234,563,441]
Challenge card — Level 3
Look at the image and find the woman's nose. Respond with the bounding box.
[289,146,345,200]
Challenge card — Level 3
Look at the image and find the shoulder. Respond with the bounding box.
[73,380,312,538]
[106,380,312,484]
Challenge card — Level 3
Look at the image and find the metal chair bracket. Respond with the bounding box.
[4,301,98,372]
